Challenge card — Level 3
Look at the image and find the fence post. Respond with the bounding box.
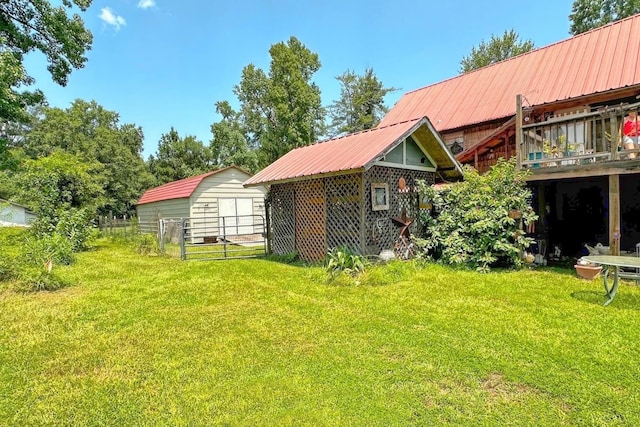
[180,218,186,260]
[222,216,227,259]
[158,219,165,254]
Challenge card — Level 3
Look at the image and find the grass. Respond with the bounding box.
[1,235,640,425]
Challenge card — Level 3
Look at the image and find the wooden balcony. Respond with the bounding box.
[518,102,640,178]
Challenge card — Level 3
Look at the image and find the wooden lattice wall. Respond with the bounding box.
[268,166,435,261]
[363,166,434,255]
[269,183,296,255]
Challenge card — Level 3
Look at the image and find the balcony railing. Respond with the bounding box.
[520,102,640,170]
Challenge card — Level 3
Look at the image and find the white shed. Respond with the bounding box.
[136,166,267,240]
[0,199,36,226]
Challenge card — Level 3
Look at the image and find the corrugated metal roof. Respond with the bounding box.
[136,166,242,205]
[379,14,640,131]
[244,117,461,186]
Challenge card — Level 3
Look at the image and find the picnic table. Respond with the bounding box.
[581,255,640,306]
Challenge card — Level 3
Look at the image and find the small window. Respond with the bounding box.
[371,183,389,211]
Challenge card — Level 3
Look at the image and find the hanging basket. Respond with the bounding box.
[508,209,523,219]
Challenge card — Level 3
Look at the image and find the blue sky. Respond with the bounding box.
[25,0,575,159]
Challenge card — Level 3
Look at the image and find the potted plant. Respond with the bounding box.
[574,259,602,280]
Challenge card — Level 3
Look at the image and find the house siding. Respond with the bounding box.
[0,201,35,226]
[136,198,190,231]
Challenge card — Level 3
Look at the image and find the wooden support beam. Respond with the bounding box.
[515,94,523,169]
[609,174,620,256]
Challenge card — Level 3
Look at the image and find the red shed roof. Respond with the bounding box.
[379,14,640,131]
[244,117,462,187]
[137,166,244,205]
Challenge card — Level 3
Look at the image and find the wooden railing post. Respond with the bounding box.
[515,94,523,169]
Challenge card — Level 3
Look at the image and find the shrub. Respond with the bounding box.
[135,233,160,255]
[415,158,537,272]
[14,267,68,292]
[21,233,75,267]
[55,208,97,251]
[326,246,368,278]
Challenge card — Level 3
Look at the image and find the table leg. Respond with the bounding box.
[604,266,619,306]
[602,265,612,295]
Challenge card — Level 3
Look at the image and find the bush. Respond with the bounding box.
[326,246,368,278]
[135,233,160,255]
[14,267,68,292]
[55,208,97,251]
[21,233,75,267]
[415,158,537,272]
[0,254,17,281]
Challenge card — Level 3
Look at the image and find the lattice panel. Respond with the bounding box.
[363,166,434,255]
[294,178,327,262]
[269,184,295,255]
[325,173,363,254]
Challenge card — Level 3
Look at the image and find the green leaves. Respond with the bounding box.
[459,29,534,73]
[19,100,153,215]
[328,67,397,137]
[148,127,214,185]
[0,1,93,123]
[227,36,325,168]
[416,158,538,272]
[569,0,640,35]
[325,245,368,278]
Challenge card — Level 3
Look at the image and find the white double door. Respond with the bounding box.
[218,198,253,236]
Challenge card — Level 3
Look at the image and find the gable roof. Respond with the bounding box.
[136,166,249,205]
[244,117,462,187]
[379,14,640,131]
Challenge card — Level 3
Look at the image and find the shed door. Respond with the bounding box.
[219,198,253,235]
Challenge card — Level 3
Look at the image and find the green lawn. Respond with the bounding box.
[1,238,640,426]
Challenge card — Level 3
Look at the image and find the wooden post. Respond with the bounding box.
[474,149,479,170]
[609,174,620,256]
[610,113,619,161]
[515,94,523,169]
[359,175,366,255]
[537,182,545,234]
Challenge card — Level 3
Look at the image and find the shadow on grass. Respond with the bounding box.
[571,290,640,310]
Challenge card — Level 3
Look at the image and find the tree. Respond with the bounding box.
[327,68,397,137]
[0,0,93,121]
[233,36,325,168]
[569,0,640,35]
[209,101,259,173]
[459,29,534,73]
[14,151,105,215]
[147,127,214,185]
[19,100,153,215]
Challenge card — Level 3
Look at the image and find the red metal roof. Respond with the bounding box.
[245,118,445,186]
[137,166,241,205]
[379,14,640,131]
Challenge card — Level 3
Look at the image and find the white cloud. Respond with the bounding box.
[99,7,126,30]
[137,0,156,9]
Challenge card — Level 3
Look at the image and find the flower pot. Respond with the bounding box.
[508,209,522,219]
[574,264,602,280]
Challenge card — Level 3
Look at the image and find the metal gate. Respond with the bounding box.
[159,215,267,260]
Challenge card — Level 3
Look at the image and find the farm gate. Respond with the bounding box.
[158,214,267,260]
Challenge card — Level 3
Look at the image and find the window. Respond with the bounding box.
[371,183,389,211]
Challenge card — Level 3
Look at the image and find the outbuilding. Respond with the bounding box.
[136,166,267,240]
[244,117,462,261]
[0,199,36,226]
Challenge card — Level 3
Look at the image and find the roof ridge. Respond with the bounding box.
[403,13,640,97]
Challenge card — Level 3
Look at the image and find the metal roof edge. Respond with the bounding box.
[245,168,366,187]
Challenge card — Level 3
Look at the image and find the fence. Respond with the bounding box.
[158,215,267,260]
[97,214,142,238]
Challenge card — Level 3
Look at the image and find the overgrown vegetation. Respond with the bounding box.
[416,158,537,272]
